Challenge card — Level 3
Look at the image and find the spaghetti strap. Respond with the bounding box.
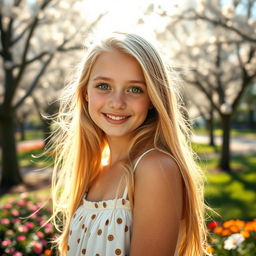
[122,148,155,199]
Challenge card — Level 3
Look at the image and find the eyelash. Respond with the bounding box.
[95,83,110,90]
[95,83,143,94]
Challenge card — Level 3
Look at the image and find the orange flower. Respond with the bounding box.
[221,229,231,236]
[44,249,52,256]
[214,227,223,234]
[229,225,240,233]
[223,220,235,228]
[206,247,214,253]
[240,231,250,238]
[244,221,256,232]
[223,219,244,229]
[234,220,245,228]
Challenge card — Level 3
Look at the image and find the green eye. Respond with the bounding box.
[128,87,143,94]
[96,83,110,90]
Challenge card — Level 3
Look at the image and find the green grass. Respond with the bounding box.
[192,142,220,155]
[18,148,53,168]
[193,127,256,138]
[16,130,44,141]
[198,153,256,221]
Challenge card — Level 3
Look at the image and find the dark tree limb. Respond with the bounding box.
[13,54,54,110]
[172,8,256,43]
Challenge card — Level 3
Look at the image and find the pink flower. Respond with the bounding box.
[17,235,26,242]
[18,200,27,206]
[31,241,43,253]
[41,240,47,246]
[4,203,11,209]
[14,218,20,224]
[29,205,38,211]
[44,226,53,233]
[2,239,11,247]
[13,252,23,256]
[11,209,19,216]
[5,248,15,253]
[25,222,35,229]
[18,225,28,232]
[6,230,14,235]
[36,231,44,238]
[1,218,10,225]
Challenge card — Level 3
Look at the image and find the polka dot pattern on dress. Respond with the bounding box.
[115,248,122,255]
[67,197,132,256]
[66,148,181,256]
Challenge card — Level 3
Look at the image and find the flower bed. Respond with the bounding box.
[0,193,56,256]
[207,219,256,255]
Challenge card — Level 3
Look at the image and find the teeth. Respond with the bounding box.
[106,114,127,120]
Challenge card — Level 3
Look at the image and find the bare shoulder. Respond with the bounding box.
[134,149,182,183]
[130,149,184,255]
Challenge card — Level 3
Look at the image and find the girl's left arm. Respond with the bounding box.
[129,151,184,256]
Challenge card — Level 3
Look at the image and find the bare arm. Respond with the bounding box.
[130,151,183,256]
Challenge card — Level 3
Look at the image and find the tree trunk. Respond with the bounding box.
[17,119,26,141]
[219,114,231,171]
[248,109,255,129]
[207,108,215,146]
[0,110,23,189]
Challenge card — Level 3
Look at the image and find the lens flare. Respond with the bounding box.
[101,145,110,166]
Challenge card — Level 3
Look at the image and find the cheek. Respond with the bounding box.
[133,98,151,115]
[88,93,106,112]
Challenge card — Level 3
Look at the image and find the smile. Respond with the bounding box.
[103,113,130,123]
[106,114,128,120]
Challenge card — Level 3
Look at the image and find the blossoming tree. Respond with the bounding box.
[0,0,104,189]
[156,0,256,171]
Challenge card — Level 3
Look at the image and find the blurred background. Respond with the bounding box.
[0,0,255,255]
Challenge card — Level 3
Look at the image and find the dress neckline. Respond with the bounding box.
[82,193,131,210]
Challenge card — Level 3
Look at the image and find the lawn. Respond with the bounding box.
[193,127,256,138]
[194,143,256,221]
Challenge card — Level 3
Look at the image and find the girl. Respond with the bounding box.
[51,32,209,255]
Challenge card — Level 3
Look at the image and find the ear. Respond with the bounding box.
[85,92,88,101]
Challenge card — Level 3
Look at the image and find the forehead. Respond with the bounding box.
[89,50,145,81]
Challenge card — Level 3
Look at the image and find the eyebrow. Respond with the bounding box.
[92,76,146,86]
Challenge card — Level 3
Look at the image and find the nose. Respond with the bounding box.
[109,91,126,110]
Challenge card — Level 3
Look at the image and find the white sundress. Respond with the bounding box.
[67,148,181,256]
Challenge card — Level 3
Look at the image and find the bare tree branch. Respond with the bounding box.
[11,22,33,46]
[172,8,256,43]
[182,75,222,115]
[13,54,54,110]
[14,0,52,86]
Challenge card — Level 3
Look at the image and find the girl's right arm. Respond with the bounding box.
[129,150,183,256]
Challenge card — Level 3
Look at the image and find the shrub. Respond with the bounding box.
[0,193,56,256]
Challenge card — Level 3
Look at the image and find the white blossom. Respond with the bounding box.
[224,233,245,250]
[221,103,233,115]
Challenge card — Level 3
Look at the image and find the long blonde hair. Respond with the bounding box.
[51,32,209,255]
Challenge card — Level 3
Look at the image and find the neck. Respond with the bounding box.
[107,136,130,166]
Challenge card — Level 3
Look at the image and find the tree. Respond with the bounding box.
[0,0,104,189]
[154,0,256,171]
